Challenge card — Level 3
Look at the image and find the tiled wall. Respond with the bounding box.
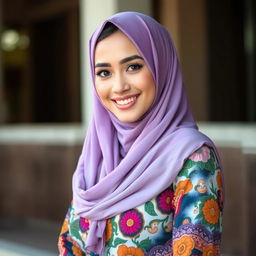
[0,144,255,255]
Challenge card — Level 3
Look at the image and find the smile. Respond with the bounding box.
[112,94,139,110]
[116,96,136,105]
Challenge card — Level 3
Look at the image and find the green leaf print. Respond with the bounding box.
[200,150,217,174]
[113,238,128,247]
[210,150,219,169]
[203,159,216,175]
[145,201,157,216]
[69,219,81,241]
[178,167,190,178]
[139,237,152,249]
[209,182,218,197]
[183,159,195,169]
[113,221,118,235]
[106,247,111,256]
[131,237,140,247]
[161,216,169,231]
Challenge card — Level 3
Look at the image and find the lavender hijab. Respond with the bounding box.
[73,12,218,254]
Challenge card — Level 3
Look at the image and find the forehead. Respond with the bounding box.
[95,30,140,61]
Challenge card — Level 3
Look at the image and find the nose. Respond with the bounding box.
[112,73,130,93]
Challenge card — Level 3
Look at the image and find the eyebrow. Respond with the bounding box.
[95,54,143,68]
[120,55,143,64]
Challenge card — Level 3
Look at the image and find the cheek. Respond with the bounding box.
[95,87,111,110]
[132,72,155,92]
[142,73,156,99]
[95,83,109,102]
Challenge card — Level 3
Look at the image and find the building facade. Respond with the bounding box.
[0,0,256,255]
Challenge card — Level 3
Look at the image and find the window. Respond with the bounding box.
[0,0,80,123]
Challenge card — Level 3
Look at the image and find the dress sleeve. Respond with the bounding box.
[58,202,86,256]
[172,146,223,256]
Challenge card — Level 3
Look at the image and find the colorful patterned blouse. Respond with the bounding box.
[58,146,223,256]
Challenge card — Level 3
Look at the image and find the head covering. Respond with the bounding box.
[73,12,219,254]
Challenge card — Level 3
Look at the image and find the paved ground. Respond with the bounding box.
[0,239,57,256]
[0,218,234,256]
[0,218,61,256]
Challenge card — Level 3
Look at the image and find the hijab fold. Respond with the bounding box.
[72,12,219,255]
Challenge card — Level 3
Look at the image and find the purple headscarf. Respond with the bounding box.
[73,12,219,254]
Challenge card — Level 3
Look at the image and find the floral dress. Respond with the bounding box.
[58,146,223,256]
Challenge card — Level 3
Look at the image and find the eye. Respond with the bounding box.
[96,70,111,78]
[127,63,143,72]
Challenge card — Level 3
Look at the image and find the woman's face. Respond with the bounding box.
[94,30,155,122]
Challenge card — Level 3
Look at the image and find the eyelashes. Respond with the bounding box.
[95,63,144,78]
[96,70,110,77]
[127,63,143,71]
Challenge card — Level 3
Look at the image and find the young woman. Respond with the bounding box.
[58,12,223,256]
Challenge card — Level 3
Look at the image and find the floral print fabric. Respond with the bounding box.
[58,146,223,256]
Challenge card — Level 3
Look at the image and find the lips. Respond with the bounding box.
[116,96,136,105]
[112,94,140,110]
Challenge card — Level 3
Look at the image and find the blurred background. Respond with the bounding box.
[0,0,255,255]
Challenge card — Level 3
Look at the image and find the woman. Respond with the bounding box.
[58,12,223,256]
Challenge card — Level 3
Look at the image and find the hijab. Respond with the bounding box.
[72,11,219,254]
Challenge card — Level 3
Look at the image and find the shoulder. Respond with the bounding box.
[182,145,220,175]
[172,145,223,234]
[188,145,218,163]
[173,145,222,193]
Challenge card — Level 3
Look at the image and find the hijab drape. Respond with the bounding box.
[73,12,219,254]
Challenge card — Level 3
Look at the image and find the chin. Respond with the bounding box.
[115,114,139,123]
[118,118,137,123]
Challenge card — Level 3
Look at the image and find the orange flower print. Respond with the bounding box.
[60,219,69,234]
[117,245,144,256]
[72,245,84,256]
[216,170,223,190]
[202,199,220,224]
[173,235,195,256]
[203,244,216,256]
[105,219,113,242]
[174,179,192,212]
[175,179,193,197]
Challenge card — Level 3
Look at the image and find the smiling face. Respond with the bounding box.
[94,30,155,122]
